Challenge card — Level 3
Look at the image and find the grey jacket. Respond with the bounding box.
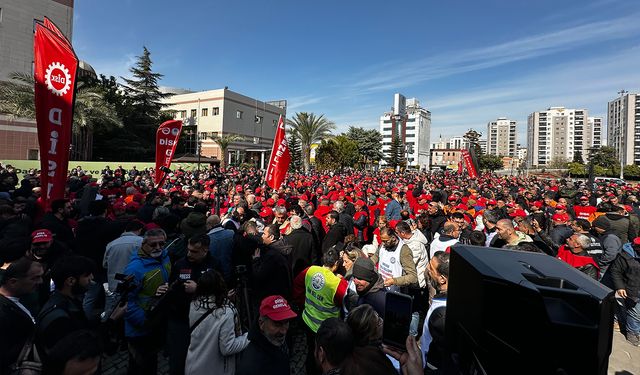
[103,232,143,291]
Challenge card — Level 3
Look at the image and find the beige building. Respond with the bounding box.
[527,107,601,167]
[163,88,286,168]
[487,118,516,156]
[607,93,639,165]
[430,149,462,169]
[0,0,74,160]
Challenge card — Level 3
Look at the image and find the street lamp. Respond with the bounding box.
[618,89,628,180]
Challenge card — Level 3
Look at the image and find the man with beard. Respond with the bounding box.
[36,255,96,359]
[236,295,297,375]
[39,199,75,249]
[123,228,172,375]
[350,257,387,317]
[421,251,449,373]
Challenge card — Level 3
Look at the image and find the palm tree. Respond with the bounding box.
[0,72,122,160]
[214,134,244,169]
[286,112,335,172]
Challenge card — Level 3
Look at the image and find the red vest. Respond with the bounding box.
[557,245,599,278]
[573,205,596,220]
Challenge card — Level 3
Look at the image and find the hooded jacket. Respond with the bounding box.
[603,213,633,243]
[355,275,387,318]
[236,324,290,375]
[606,243,640,303]
[123,248,171,337]
[503,231,543,253]
[403,230,429,288]
[252,239,293,304]
[597,230,623,274]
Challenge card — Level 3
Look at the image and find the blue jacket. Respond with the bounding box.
[123,248,171,337]
[207,226,235,283]
[385,199,402,221]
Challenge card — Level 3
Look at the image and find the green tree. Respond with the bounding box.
[589,146,618,171]
[568,162,587,176]
[214,134,244,169]
[286,112,335,172]
[344,126,384,169]
[548,156,569,169]
[386,135,405,169]
[287,134,302,172]
[479,154,503,172]
[120,46,172,160]
[314,136,359,171]
[0,72,122,160]
[573,150,584,164]
[315,140,340,171]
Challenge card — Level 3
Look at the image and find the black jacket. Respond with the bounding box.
[236,325,290,375]
[35,291,88,358]
[252,240,293,304]
[168,255,221,320]
[355,275,387,318]
[0,295,35,373]
[285,228,315,277]
[322,222,346,253]
[550,225,573,247]
[39,213,75,249]
[339,212,355,236]
[607,246,640,303]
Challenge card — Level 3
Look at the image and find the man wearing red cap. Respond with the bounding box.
[236,295,297,375]
[573,196,596,221]
[550,213,573,247]
[352,200,369,243]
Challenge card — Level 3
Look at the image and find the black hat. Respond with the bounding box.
[592,216,610,231]
[352,258,378,283]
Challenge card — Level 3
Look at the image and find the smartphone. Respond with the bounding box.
[382,291,413,351]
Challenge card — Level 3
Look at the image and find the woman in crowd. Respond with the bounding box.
[185,270,249,375]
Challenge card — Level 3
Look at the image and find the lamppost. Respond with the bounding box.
[587,146,599,192]
[618,89,628,179]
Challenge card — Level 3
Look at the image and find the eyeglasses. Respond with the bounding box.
[147,241,166,248]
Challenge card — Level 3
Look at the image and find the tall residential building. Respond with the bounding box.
[527,107,600,167]
[0,0,74,160]
[380,93,431,168]
[486,118,517,156]
[607,93,640,165]
[163,88,286,169]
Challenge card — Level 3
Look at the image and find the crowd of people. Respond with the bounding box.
[0,161,639,375]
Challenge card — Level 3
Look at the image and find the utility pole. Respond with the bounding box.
[618,89,628,180]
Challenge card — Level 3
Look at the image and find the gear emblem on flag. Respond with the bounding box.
[44,62,72,96]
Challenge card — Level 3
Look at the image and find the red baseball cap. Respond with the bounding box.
[633,237,640,246]
[259,207,273,218]
[448,195,458,201]
[31,229,53,244]
[579,196,589,200]
[555,204,566,210]
[552,213,569,222]
[355,200,365,207]
[455,204,467,211]
[259,295,297,321]
[488,199,497,206]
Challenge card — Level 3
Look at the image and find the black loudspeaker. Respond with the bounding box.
[445,246,615,375]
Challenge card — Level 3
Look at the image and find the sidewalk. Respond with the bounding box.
[609,330,640,375]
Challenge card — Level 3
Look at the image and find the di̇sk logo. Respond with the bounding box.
[311,273,326,291]
[45,62,72,96]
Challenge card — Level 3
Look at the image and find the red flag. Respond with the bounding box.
[154,120,183,185]
[43,17,70,46]
[34,22,78,208]
[265,115,291,189]
[461,149,478,179]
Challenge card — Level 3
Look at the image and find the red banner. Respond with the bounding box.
[154,120,183,185]
[265,115,291,189]
[461,149,478,179]
[457,160,463,175]
[34,22,78,208]
[43,17,70,45]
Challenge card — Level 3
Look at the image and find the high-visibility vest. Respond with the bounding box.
[302,266,341,332]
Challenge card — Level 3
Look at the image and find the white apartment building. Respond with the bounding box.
[527,107,601,167]
[517,146,527,162]
[380,93,431,168]
[163,88,286,168]
[486,118,517,156]
[607,93,640,165]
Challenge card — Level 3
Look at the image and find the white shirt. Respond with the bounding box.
[7,296,35,323]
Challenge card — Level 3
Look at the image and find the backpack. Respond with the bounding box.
[11,335,41,375]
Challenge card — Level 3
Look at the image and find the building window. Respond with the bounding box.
[190,109,197,118]
[202,108,208,117]
[27,149,39,160]
[236,110,243,119]
[180,110,187,118]
[212,107,220,115]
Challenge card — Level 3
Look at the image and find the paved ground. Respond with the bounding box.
[101,328,638,375]
[609,330,640,375]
